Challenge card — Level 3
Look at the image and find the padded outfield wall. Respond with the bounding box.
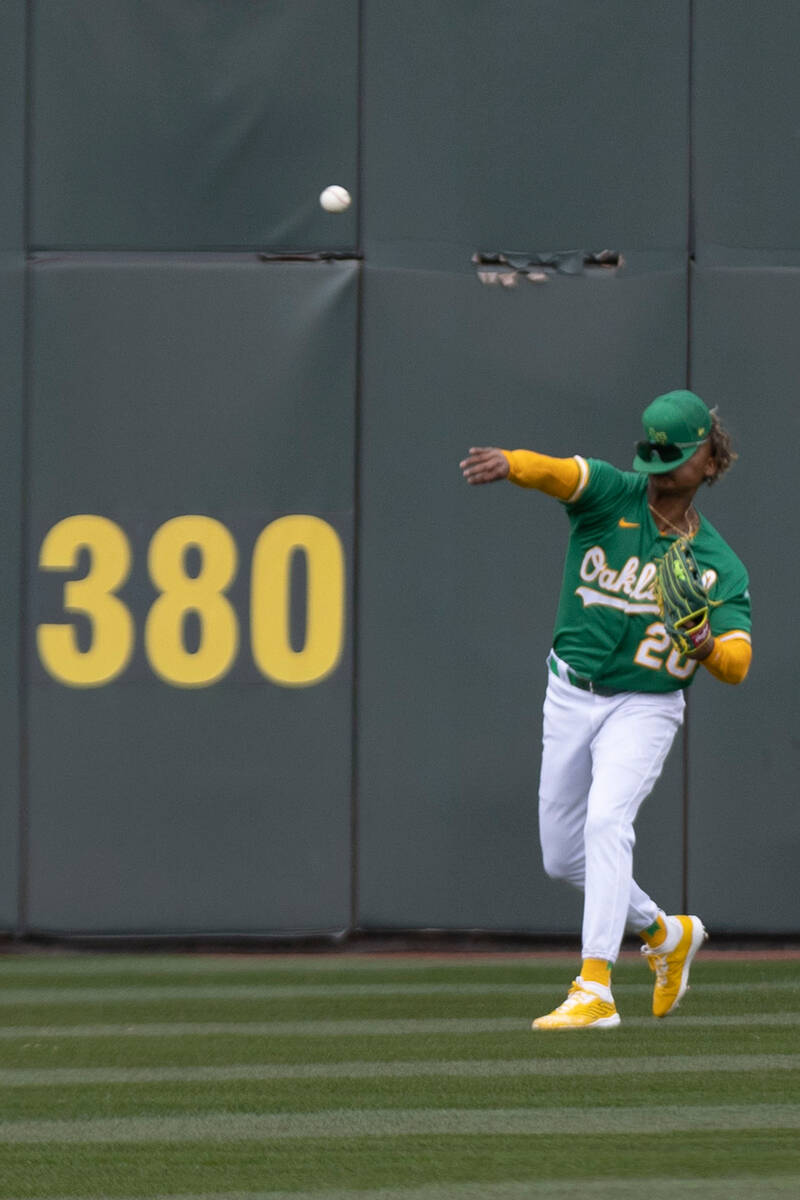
[0,2,793,937]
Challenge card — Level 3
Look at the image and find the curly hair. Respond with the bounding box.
[706,408,738,485]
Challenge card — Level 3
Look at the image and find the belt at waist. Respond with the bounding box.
[547,650,625,698]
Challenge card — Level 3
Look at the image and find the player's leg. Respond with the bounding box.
[580,690,684,967]
[533,674,623,1030]
[537,671,595,889]
[580,691,706,1017]
[534,694,682,1031]
[627,881,660,934]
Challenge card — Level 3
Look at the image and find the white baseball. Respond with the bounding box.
[319,185,351,213]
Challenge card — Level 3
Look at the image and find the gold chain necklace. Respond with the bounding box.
[648,501,699,539]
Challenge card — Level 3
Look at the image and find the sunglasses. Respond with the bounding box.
[635,437,708,464]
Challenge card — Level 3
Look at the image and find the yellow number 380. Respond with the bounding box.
[37,514,346,689]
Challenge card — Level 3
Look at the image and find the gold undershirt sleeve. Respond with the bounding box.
[501,450,581,500]
[701,636,752,685]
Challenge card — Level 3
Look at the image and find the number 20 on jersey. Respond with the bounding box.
[36,514,346,689]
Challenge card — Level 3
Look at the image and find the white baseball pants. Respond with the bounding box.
[539,652,685,964]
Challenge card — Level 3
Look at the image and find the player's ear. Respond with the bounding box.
[703,454,719,484]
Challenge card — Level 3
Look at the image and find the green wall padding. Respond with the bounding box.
[25,258,357,933]
[30,0,358,251]
[357,259,689,930]
[363,1,690,270]
[2,2,793,937]
[688,264,798,930]
[694,1,800,258]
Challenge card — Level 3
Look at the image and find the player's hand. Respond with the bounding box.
[460,447,510,485]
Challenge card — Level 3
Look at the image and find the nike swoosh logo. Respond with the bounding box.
[619,519,640,528]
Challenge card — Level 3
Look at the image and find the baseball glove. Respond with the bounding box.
[655,537,717,657]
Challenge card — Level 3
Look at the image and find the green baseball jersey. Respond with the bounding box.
[552,457,751,693]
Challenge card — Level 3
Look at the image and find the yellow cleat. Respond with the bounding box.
[532,978,621,1030]
[642,914,708,1018]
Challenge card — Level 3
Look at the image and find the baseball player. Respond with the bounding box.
[460,390,751,1029]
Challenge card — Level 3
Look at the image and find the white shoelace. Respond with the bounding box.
[554,985,598,1012]
[641,944,669,985]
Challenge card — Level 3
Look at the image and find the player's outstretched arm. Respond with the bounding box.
[461,447,582,500]
[460,447,510,484]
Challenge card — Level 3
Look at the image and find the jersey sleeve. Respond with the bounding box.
[708,571,751,639]
[565,458,642,529]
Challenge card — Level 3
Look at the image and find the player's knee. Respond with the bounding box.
[541,842,581,884]
[583,810,634,851]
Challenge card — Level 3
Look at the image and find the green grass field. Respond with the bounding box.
[0,950,798,1199]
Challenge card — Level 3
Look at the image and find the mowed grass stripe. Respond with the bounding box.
[2,979,799,1005]
[3,1132,799,1199]
[2,1013,800,1040]
[0,954,588,978]
[0,1018,518,1039]
[8,1181,800,1200]
[4,954,798,984]
[0,982,644,1004]
[4,1132,800,1200]
[0,983,611,1004]
[2,984,797,1027]
[7,1067,800,1124]
[3,1103,800,1143]
[2,1052,798,1086]
[4,1025,798,1072]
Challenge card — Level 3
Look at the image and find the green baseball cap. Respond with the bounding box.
[632,390,712,474]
